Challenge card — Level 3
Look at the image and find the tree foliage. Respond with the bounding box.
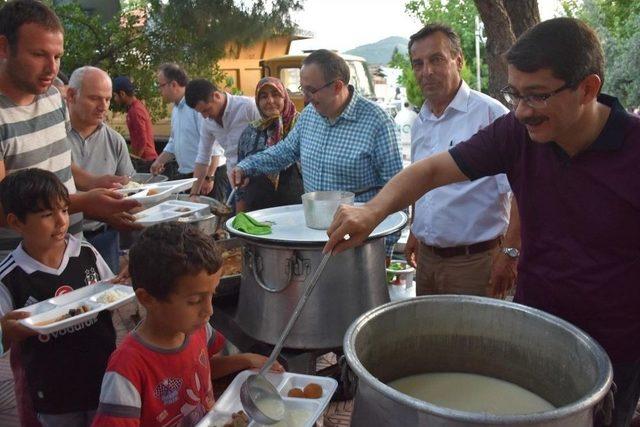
[563,0,640,108]
[37,0,303,119]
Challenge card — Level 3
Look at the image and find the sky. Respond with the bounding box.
[290,0,563,54]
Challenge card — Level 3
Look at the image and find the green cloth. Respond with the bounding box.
[232,212,272,235]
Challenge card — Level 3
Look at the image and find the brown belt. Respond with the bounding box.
[422,237,502,258]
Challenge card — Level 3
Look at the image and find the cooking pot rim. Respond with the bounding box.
[343,295,613,423]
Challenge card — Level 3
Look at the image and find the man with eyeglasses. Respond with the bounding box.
[232,49,402,256]
[151,64,210,182]
[404,24,516,299]
[325,18,640,426]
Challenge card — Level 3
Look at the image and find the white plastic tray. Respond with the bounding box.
[118,178,197,204]
[134,200,209,226]
[197,370,337,427]
[18,283,135,335]
[226,204,407,244]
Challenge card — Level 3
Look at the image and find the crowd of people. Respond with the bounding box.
[0,0,637,426]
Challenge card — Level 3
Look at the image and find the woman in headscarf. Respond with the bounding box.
[235,77,304,212]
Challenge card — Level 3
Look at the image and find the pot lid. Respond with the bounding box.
[226,204,407,244]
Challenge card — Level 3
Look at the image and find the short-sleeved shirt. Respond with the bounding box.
[92,324,225,427]
[0,235,115,413]
[69,123,135,177]
[411,81,511,247]
[0,87,83,249]
[127,99,158,161]
[449,94,640,363]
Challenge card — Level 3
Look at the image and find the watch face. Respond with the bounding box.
[504,247,519,258]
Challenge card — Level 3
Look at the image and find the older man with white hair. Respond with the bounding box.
[67,66,135,272]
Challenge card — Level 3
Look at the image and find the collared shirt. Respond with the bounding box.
[237,87,403,254]
[69,123,135,177]
[195,93,261,174]
[449,94,640,364]
[411,81,511,247]
[162,97,203,174]
[127,99,157,161]
[237,87,403,202]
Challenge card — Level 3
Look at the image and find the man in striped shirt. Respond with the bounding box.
[0,2,139,425]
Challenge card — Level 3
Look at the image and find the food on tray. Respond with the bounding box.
[222,410,249,427]
[123,181,142,190]
[34,304,91,326]
[147,188,159,196]
[303,382,323,399]
[221,248,242,277]
[96,289,128,304]
[287,387,305,398]
[175,207,191,212]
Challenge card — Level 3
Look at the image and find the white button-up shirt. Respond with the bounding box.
[163,97,203,174]
[411,81,511,247]
[195,93,260,177]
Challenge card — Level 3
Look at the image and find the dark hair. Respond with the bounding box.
[129,222,222,300]
[0,168,70,222]
[302,49,350,84]
[0,0,63,49]
[185,79,219,109]
[506,17,604,89]
[56,70,68,85]
[158,63,188,87]
[408,23,463,59]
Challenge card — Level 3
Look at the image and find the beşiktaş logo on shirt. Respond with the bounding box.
[84,267,100,285]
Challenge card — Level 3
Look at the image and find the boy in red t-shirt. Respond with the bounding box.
[93,223,280,427]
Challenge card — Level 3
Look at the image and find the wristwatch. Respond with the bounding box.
[204,175,213,182]
[502,247,520,259]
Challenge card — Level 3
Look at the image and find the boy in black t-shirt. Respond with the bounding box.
[0,169,115,427]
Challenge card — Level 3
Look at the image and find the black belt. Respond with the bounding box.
[422,237,502,258]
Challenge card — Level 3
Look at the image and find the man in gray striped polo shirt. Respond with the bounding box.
[0,1,139,256]
[0,3,139,425]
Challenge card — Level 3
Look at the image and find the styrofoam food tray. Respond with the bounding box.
[134,200,209,226]
[197,370,337,427]
[118,178,197,204]
[18,283,135,335]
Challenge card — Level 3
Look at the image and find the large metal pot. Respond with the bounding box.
[173,194,229,235]
[235,238,389,349]
[344,296,613,427]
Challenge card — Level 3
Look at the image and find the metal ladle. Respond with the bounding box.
[240,251,332,424]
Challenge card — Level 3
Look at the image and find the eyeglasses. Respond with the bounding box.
[156,81,169,89]
[500,83,572,109]
[298,80,336,96]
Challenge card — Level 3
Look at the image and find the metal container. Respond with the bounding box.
[344,296,613,427]
[235,238,389,349]
[131,172,168,184]
[173,194,228,235]
[301,191,354,229]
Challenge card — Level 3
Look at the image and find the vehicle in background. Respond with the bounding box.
[260,52,377,111]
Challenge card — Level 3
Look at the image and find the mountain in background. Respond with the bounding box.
[345,36,409,65]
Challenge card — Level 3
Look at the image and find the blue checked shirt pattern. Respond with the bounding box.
[237,88,403,254]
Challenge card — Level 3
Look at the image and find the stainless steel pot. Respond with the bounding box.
[344,296,613,427]
[235,238,389,349]
[173,194,228,235]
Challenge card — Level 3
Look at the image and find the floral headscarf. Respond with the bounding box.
[254,77,298,147]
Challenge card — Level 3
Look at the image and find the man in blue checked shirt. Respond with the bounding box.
[232,49,403,256]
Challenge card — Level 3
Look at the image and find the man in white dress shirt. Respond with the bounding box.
[404,24,519,297]
[184,79,260,201]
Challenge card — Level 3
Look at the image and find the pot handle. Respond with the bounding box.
[247,248,294,293]
[338,355,358,400]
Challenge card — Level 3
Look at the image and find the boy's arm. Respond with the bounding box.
[0,282,37,351]
[210,353,284,380]
[92,371,142,427]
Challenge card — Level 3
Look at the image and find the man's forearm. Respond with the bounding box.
[191,156,219,195]
[156,151,174,165]
[71,163,96,191]
[367,152,468,224]
[503,197,521,248]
